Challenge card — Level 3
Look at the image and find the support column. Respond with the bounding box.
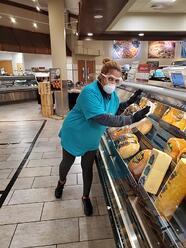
[48,0,67,80]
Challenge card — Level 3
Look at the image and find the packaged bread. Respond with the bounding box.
[162,107,184,124]
[155,158,186,220]
[164,137,186,162]
[118,139,140,159]
[153,102,168,118]
[136,118,153,135]
[128,149,151,179]
[116,133,138,145]
[177,148,186,162]
[123,104,141,116]
[172,118,186,132]
[139,97,148,108]
[139,149,172,194]
[108,126,132,141]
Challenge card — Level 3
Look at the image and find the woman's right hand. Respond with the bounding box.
[131,106,150,123]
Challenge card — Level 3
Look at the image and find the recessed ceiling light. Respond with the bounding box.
[0,16,2,19]
[36,6,40,11]
[138,33,144,37]
[10,17,16,23]
[75,32,79,36]
[94,15,103,19]
[87,32,93,36]
[32,0,36,2]
[33,22,38,28]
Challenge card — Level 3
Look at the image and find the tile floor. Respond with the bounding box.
[0,101,115,248]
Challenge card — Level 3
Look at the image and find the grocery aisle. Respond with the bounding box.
[0,102,115,248]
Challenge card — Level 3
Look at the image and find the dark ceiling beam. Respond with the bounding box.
[0,0,48,15]
[79,31,186,41]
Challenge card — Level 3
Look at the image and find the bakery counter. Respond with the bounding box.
[0,86,38,104]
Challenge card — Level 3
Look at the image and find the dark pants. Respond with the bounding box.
[59,149,97,197]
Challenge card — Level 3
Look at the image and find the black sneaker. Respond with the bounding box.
[82,197,93,216]
[55,180,65,199]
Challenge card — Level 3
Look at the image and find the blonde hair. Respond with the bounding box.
[98,58,121,81]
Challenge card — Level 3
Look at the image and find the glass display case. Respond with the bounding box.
[0,75,38,103]
[96,82,186,248]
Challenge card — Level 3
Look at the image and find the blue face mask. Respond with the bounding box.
[103,83,116,94]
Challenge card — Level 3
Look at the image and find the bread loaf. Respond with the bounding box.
[108,126,132,141]
[164,138,186,162]
[177,148,186,163]
[153,102,168,118]
[128,149,151,179]
[123,104,141,116]
[172,118,186,132]
[155,158,186,220]
[118,140,140,159]
[136,118,152,135]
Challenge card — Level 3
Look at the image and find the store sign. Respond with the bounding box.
[181,41,186,58]
[112,40,141,59]
[49,68,62,91]
[148,41,176,59]
[135,64,150,82]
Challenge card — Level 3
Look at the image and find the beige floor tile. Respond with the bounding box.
[0,224,16,248]
[96,197,108,215]
[10,219,79,248]
[57,239,116,248]
[78,172,100,185]
[32,146,57,153]
[9,188,56,205]
[0,203,43,225]
[90,184,104,197]
[0,148,26,155]
[27,158,61,168]
[62,185,83,200]
[7,153,26,161]
[12,177,34,190]
[0,160,22,169]
[51,165,82,176]
[0,154,9,162]
[79,215,113,241]
[3,190,14,206]
[19,167,51,178]
[43,151,62,159]
[35,246,56,248]
[32,174,77,188]
[0,168,12,179]
[0,178,10,191]
[42,199,98,220]
[28,152,44,160]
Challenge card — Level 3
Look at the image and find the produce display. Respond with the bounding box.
[128,149,151,179]
[135,118,153,135]
[117,134,140,159]
[123,104,141,116]
[139,149,172,195]
[164,137,186,162]
[155,158,186,220]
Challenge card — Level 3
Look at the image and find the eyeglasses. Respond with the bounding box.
[101,73,123,85]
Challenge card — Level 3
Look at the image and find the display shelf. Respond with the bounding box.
[97,83,186,248]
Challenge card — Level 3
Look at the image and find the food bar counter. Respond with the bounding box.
[0,75,38,104]
[96,82,186,248]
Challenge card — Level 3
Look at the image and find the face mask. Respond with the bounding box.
[103,83,116,94]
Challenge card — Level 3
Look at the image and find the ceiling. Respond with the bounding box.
[78,0,186,40]
[129,0,186,13]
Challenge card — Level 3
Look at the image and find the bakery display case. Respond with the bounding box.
[96,82,186,248]
[0,75,38,103]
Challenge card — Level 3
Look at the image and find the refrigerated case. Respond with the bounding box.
[96,82,186,248]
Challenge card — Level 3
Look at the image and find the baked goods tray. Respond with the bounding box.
[106,130,185,248]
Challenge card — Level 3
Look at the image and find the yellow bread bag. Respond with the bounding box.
[128,149,151,179]
[153,102,168,118]
[155,158,186,220]
[172,118,186,132]
[164,138,186,162]
[177,148,186,163]
[162,107,184,124]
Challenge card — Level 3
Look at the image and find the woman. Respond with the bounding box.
[56,59,150,216]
